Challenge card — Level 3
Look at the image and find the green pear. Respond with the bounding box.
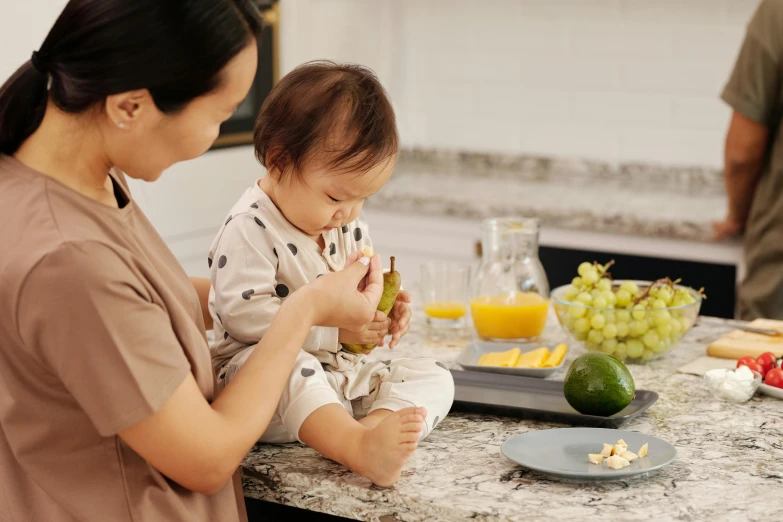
[342,256,401,355]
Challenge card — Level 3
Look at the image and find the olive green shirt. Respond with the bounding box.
[722,0,783,318]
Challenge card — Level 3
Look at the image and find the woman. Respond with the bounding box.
[0,1,417,521]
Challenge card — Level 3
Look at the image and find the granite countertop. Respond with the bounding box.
[366,149,729,242]
[241,307,783,521]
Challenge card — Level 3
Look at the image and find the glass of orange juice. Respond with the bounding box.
[420,262,472,328]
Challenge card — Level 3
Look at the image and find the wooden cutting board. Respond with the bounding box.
[706,319,783,359]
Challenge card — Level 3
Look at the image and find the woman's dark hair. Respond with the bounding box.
[254,60,399,178]
[0,0,263,155]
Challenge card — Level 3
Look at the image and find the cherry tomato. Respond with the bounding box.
[756,352,778,375]
[764,368,783,389]
[737,356,757,368]
[737,359,764,375]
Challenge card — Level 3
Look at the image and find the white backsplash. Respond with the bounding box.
[280,0,761,168]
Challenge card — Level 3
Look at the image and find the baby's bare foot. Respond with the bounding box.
[353,407,426,487]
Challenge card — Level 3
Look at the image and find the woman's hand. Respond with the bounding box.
[712,215,744,240]
[302,252,383,331]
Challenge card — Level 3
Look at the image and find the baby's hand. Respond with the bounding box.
[388,290,412,349]
[338,310,390,346]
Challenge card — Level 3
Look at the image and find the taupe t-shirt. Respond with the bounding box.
[722,0,783,318]
[0,155,240,521]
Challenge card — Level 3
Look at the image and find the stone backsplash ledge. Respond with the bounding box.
[370,148,728,242]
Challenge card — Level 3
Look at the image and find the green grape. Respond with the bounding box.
[671,318,683,334]
[616,321,630,338]
[585,309,595,320]
[568,305,587,319]
[574,330,587,341]
[671,298,685,307]
[653,310,672,327]
[577,293,592,305]
[657,287,673,304]
[564,317,576,330]
[632,304,648,321]
[657,322,672,339]
[603,323,618,339]
[619,281,640,295]
[679,317,690,332]
[654,339,671,354]
[577,262,594,277]
[629,320,647,336]
[591,289,603,299]
[593,296,608,308]
[652,299,667,310]
[643,330,660,349]
[563,285,579,300]
[627,340,644,358]
[616,289,632,307]
[649,286,659,298]
[596,279,612,292]
[587,329,605,345]
[601,338,618,354]
[642,349,656,361]
[572,276,584,288]
[616,310,631,323]
[605,292,617,306]
[615,342,627,356]
[604,310,616,322]
[574,318,591,333]
[584,341,599,352]
[590,314,606,330]
[614,350,628,361]
[583,271,599,284]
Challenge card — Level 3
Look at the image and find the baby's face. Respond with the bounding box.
[269,154,396,239]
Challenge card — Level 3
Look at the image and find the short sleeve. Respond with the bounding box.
[721,0,783,125]
[16,242,191,436]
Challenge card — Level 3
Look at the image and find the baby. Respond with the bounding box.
[207,61,454,487]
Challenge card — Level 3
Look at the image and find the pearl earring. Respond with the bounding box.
[117,122,127,129]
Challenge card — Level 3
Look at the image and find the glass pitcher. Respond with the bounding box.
[471,217,550,341]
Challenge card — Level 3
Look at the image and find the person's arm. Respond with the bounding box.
[212,215,338,351]
[120,253,382,495]
[190,277,212,330]
[714,111,769,239]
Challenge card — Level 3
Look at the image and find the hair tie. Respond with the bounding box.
[31,51,48,75]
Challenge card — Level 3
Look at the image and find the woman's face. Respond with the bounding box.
[104,42,258,181]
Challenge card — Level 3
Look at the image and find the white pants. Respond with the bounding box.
[218,348,455,443]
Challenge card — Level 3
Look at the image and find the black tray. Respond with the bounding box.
[449,369,658,429]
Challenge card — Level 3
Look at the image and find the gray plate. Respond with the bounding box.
[759,383,783,400]
[501,428,677,481]
[456,342,565,378]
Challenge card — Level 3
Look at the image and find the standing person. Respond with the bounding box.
[714,0,783,319]
[0,2,418,521]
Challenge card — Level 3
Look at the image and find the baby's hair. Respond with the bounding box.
[254,60,398,178]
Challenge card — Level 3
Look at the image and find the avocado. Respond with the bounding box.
[563,353,635,416]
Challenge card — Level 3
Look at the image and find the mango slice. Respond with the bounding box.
[514,347,550,368]
[541,343,568,367]
[478,348,521,367]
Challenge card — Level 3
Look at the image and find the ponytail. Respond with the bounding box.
[0,61,50,155]
[0,0,263,157]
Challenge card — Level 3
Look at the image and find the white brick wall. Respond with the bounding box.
[280,0,763,168]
